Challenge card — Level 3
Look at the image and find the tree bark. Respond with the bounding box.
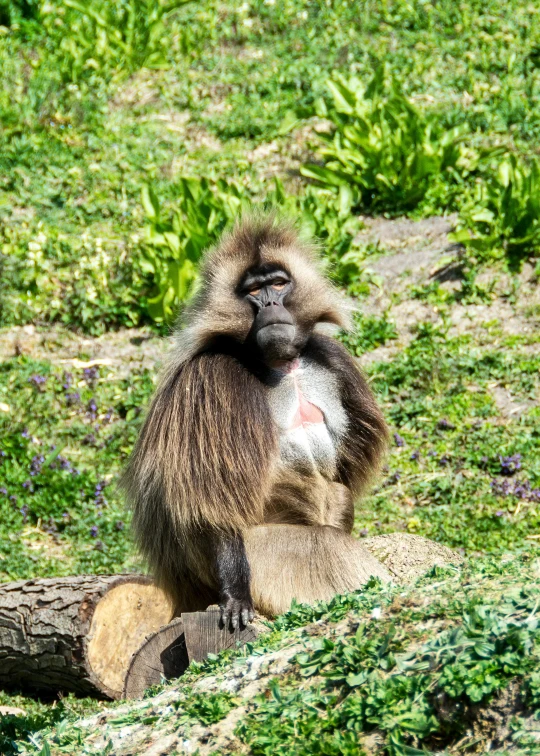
[0,574,173,699]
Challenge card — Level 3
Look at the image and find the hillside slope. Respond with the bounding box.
[16,554,540,755]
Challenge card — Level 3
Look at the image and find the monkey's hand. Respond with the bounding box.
[219,591,255,630]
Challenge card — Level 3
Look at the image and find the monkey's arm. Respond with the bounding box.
[214,532,255,628]
[306,334,388,496]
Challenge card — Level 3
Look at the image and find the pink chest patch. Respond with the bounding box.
[291,392,324,429]
[280,359,325,430]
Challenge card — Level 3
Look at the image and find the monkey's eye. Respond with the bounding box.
[249,287,262,296]
[271,281,287,291]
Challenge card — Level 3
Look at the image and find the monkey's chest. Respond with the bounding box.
[266,359,348,479]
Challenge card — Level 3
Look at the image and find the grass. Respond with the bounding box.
[1,0,540,753]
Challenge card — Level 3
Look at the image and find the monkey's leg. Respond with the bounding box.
[266,472,354,531]
[244,524,391,617]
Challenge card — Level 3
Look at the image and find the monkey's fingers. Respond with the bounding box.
[219,598,254,630]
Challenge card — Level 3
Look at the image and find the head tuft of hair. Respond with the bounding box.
[172,213,347,362]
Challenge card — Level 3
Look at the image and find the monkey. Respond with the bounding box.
[122,215,391,628]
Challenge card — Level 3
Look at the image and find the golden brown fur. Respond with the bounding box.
[122,215,389,617]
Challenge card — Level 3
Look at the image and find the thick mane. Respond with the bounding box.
[169,215,347,366]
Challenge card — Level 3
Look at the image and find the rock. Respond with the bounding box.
[363,533,462,583]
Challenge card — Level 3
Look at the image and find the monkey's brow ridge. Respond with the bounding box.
[240,267,290,290]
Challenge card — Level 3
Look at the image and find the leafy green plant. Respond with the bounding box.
[0,0,39,26]
[0,225,147,335]
[41,0,194,80]
[238,573,540,755]
[183,692,237,725]
[339,311,397,356]
[140,178,246,322]
[452,155,540,270]
[301,67,483,214]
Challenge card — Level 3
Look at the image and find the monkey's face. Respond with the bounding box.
[240,265,302,364]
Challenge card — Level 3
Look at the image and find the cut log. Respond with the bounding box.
[123,608,261,699]
[182,606,259,663]
[123,617,189,700]
[0,575,173,699]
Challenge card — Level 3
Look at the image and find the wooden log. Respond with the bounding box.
[123,608,261,699]
[123,617,189,699]
[0,575,173,699]
[182,606,259,663]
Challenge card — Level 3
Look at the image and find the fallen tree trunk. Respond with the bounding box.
[0,535,461,701]
[0,575,173,699]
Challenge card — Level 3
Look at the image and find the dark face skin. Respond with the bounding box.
[240,265,301,365]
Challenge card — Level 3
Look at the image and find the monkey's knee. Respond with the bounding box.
[244,524,391,617]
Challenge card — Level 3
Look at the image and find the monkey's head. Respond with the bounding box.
[177,215,348,366]
[240,263,298,363]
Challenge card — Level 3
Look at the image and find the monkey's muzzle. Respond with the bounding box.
[252,304,297,361]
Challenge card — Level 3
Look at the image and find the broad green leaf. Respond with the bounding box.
[141,185,161,222]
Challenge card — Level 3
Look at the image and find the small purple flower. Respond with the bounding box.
[87,398,98,421]
[491,476,539,503]
[495,510,504,517]
[428,450,437,457]
[393,433,405,447]
[0,487,7,495]
[30,454,45,476]
[21,429,30,439]
[410,451,420,461]
[22,480,34,492]
[62,372,73,390]
[20,504,28,521]
[29,374,47,387]
[66,392,81,405]
[10,495,17,503]
[439,455,450,467]
[55,456,73,472]
[62,512,70,519]
[90,525,99,537]
[500,454,522,476]
[0,450,6,458]
[83,366,99,384]
[358,528,368,537]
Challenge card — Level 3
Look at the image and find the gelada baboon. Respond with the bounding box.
[122,216,390,626]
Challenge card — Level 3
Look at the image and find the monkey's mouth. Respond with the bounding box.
[251,305,298,362]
